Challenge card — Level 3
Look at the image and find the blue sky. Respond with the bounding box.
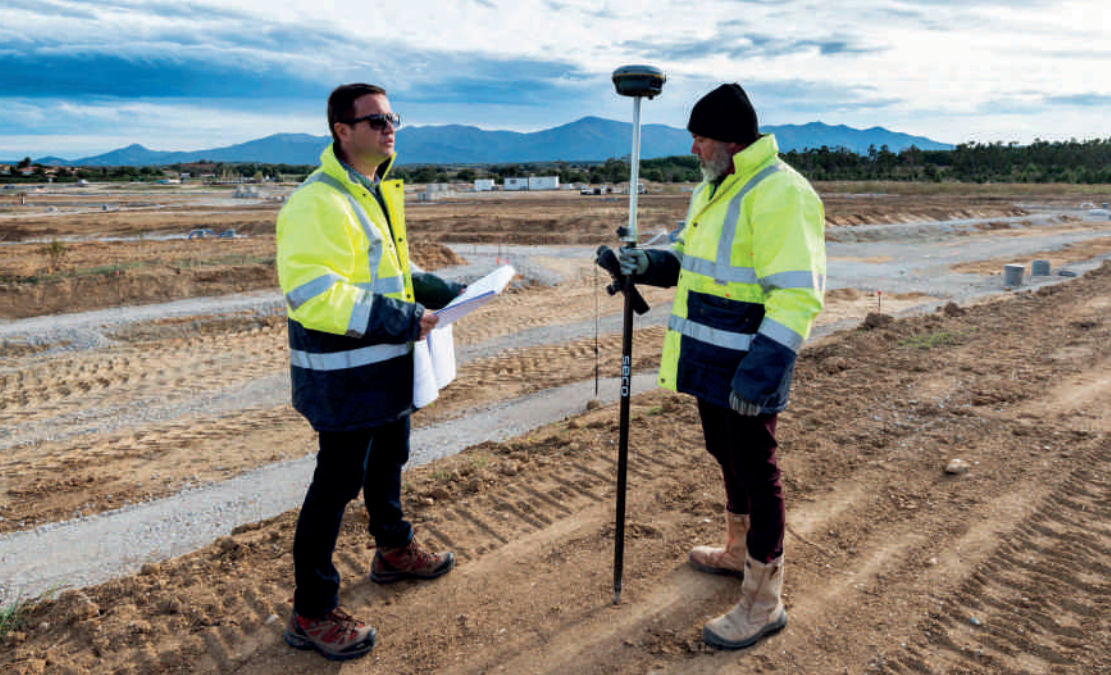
[1,0,1108,160]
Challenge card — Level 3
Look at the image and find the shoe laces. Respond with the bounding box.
[323,607,361,637]
[405,540,433,566]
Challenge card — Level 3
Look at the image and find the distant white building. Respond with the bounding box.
[528,175,560,191]
[504,177,529,191]
[474,179,495,192]
[419,183,454,201]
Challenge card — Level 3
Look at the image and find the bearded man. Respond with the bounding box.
[597,82,826,650]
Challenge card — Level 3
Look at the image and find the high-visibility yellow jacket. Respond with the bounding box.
[641,134,825,413]
[276,144,462,431]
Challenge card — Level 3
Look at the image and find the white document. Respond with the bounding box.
[413,265,514,408]
[434,264,516,326]
[412,323,456,408]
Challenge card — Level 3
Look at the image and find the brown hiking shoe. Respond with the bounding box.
[283,606,378,661]
[371,539,455,584]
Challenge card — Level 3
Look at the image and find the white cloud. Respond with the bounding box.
[1,99,323,158]
[1,0,1108,156]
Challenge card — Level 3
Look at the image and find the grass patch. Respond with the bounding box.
[175,254,275,268]
[0,255,273,285]
[1,260,148,285]
[0,593,26,638]
[81,261,148,277]
[898,328,975,350]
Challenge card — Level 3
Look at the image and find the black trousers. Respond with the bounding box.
[292,416,413,617]
[697,398,785,563]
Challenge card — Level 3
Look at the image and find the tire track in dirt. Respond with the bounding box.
[2,398,698,675]
[887,469,1111,673]
[0,319,287,430]
[870,356,1111,675]
[6,263,1111,674]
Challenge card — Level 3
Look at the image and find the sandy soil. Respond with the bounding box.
[1,184,1110,674]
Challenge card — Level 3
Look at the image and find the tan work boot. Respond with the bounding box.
[370,538,455,584]
[689,511,749,577]
[702,553,787,649]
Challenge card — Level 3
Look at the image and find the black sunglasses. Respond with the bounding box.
[343,112,402,131]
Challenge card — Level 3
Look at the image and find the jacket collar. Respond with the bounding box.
[319,143,397,188]
[729,133,779,180]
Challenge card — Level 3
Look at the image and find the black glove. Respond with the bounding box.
[618,248,649,276]
[594,245,650,315]
[594,245,616,272]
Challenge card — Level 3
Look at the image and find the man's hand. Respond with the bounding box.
[618,247,649,276]
[728,390,762,416]
[418,311,439,339]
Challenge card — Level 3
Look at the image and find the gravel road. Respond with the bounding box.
[2,208,1110,605]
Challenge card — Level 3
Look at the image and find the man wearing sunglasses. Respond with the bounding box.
[276,83,463,661]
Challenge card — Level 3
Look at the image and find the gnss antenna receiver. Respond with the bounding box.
[609,64,665,605]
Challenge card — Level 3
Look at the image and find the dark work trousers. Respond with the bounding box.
[292,415,414,617]
[696,398,785,563]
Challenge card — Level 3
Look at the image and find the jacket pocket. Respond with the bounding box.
[686,291,763,334]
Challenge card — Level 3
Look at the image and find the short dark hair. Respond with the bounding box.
[327,83,387,144]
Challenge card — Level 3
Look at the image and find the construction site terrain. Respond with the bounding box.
[1,182,1110,674]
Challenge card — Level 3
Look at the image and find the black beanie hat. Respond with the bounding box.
[687,83,760,144]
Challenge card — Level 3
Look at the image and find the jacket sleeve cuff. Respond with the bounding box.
[364,295,425,343]
[411,272,465,310]
[637,249,681,287]
[730,332,797,408]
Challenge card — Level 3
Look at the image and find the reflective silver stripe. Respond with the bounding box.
[758,317,804,353]
[300,172,387,249]
[300,172,349,197]
[760,270,826,293]
[290,342,409,371]
[298,172,382,244]
[345,194,383,244]
[346,289,371,338]
[301,173,385,277]
[714,188,745,284]
[354,274,404,295]
[375,275,404,295]
[713,164,786,284]
[668,314,754,352]
[682,256,758,284]
[286,273,340,310]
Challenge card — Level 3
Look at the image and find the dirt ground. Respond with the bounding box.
[1,184,1110,674]
[0,187,1094,320]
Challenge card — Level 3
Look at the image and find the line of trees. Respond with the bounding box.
[390,156,703,185]
[371,138,1111,185]
[782,138,1111,184]
[5,137,1110,186]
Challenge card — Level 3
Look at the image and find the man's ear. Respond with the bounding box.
[333,122,350,144]
[727,141,750,155]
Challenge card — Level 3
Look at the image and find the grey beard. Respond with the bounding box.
[700,145,734,183]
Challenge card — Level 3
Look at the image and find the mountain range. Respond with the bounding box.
[12,117,951,168]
